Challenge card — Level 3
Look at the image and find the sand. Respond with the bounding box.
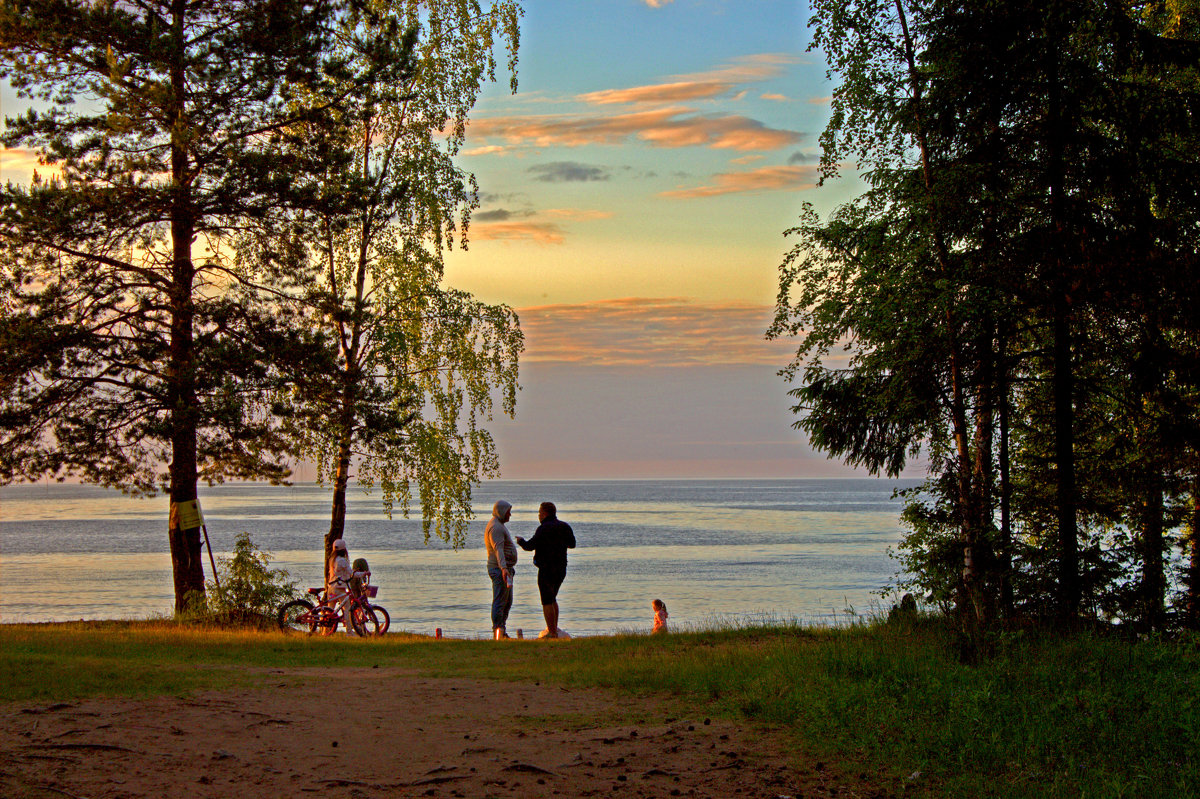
[0,667,890,798]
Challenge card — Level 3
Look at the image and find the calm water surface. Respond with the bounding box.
[0,479,918,636]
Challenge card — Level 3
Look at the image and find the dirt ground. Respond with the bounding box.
[0,668,892,798]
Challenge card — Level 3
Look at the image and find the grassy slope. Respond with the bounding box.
[1,620,1196,798]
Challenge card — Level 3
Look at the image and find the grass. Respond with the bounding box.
[1,618,1196,798]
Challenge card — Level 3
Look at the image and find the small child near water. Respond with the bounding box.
[652,599,668,634]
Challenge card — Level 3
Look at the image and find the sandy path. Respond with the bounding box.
[0,668,888,798]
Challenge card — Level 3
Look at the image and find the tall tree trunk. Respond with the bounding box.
[1140,478,1166,632]
[327,379,357,558]
[998,328,1013,619]
[1045,17,1079,626]
[166,0,204,613]
[1052,297,1079,623]
[1187,475,1200,630]
[968,322,997,625]
[892,0,983,630]
[324,120,375,569]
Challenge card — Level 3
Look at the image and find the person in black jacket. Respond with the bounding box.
[516,501,576,639]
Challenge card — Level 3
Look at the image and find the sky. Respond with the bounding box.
[0,0,883,481]
[440,0,870,478]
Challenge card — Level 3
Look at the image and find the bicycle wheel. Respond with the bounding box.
[278,599,316,634]
[350,603,378,637]
[369,604,390,636]
[315,605,341,636]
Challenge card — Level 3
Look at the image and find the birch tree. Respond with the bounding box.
[260,0,524,559]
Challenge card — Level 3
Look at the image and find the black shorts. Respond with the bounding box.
[537,565,566,605]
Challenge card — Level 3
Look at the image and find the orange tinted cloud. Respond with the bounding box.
[581,79,735,105]
[517,297,799,366]
[469,107,800,152]
[0,148,60,182]
[661,164,819,198]
[461,144,509,156]
[469,207,611,244]
[542,208,615,221]
[579,55,798,106]
[471,221,565,244]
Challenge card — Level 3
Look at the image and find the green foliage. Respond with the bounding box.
[0,0,376,609]
[0,0,350,493]
[202,534,301,626]
[777,0,1200,631]
[257,0,525,548]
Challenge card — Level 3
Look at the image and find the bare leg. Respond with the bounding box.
[543,602,559,637]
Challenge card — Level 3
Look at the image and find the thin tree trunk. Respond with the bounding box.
[166,0,204,613]
[892,0,982,628]
[998,330,1013,619]
[1140,479,1165,632]
[1188,476,1200,629]
[327,382,356,551]
[1052,298,1079,623]
[324,116,376,569]
[970,321,997,624]
[1045,19,1079,625]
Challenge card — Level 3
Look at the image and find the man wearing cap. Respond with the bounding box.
[516,502,575,639]
[485,500,518,639]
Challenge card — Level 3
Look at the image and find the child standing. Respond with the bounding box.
[652,599,669,634]
[327,538,357,636]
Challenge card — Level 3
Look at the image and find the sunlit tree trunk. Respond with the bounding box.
[166,0,204,612]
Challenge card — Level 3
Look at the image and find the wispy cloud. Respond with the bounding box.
[517,297,799,366]
[470,207,611,243]
[542,208,614,221]
[579,54,798,106]
[527,161,610,182]
[461,144,509,157]
[471,221,565,244]
[661,164,819,199]
[473,208,532,222]
[0,147,59,182]
[469,107,800,152]
[644,0,674,7]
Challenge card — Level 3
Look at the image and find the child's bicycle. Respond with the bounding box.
[277,584,388,637]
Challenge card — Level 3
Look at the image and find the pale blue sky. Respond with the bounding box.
[0,1,884,480]
[441,0,873,478]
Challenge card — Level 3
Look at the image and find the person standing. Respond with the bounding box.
[516,501,575,639]
[326,538,358,636]
[485,500,518,639]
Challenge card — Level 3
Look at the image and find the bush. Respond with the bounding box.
[203,533,301,627]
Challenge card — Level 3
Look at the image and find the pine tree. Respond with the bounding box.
[0,1,366,611]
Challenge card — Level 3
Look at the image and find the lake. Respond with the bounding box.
[0,478,919,637]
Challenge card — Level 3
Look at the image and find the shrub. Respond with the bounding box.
[203,533,301,627]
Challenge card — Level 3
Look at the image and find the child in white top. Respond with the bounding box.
[652,599,668,634]
[327,538,357,635]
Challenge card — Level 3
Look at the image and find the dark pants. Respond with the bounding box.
[537,565,566,605]
[488,566,512,630]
